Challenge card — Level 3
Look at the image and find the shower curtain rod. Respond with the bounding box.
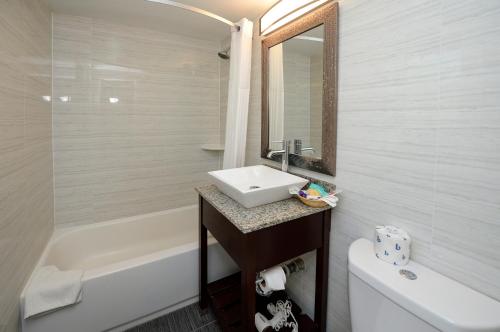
[145,0,240,30]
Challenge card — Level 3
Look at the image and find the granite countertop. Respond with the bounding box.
[196,185,331,234]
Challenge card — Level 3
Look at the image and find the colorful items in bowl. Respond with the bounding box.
[294,183,340,208]
[298,184,328,201]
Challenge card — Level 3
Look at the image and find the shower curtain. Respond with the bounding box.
[223,18,253,169]
[268,44,284,151]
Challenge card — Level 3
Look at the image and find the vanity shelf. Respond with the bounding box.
[197,185,331,332]
[207,273,315,331]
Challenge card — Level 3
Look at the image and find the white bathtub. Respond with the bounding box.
[20,205,237,332]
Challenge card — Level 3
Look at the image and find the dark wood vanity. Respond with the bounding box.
[198,186,331,332]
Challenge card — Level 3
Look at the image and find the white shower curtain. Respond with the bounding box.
[268,44,284,151]
[223,18,253,169]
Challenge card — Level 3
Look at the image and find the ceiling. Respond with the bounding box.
[47,0,277,42]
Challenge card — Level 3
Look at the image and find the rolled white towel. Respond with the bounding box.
[24,265,83,319]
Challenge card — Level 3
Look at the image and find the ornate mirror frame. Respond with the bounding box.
[261,1,338,175]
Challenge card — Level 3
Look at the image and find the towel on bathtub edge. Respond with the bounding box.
[23,265,83,319]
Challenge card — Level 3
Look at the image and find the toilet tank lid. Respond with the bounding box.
[348,238,500,332]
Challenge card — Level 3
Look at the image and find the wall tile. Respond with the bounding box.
[0,0,53,330]
[427,0,500,301]
[248,1,500,330]
[52,15,223,226]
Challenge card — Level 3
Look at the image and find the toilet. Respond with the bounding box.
[348,238,500,332]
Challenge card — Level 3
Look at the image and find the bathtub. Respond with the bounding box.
[20,205,237,332]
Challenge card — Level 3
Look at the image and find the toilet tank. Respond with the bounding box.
[348,238,500,332]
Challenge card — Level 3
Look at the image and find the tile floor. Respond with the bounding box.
[126,303,221,332]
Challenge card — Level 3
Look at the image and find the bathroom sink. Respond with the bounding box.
[208,165,309,208]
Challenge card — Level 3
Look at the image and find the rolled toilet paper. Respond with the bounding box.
[261,266,286,291]
[374,225,411,266]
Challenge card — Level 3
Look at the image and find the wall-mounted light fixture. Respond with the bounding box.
[260,0,329,36]
[293,35,324,42]
[109,97,119,104]
[59,96,71,103]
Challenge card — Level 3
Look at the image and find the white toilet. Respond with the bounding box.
[348,238,500,332]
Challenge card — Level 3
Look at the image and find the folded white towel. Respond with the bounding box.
[24,265,83,319]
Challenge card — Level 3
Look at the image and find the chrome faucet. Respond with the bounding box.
[267,140,290,172]
[293,139,315,155]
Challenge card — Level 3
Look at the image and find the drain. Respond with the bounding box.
[249,185,261,190]
[399,269,417,280]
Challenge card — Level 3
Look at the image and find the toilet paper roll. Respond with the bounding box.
[261,266,286,292]
[374,225,411,266]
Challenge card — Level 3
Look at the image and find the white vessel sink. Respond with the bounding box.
[208,165,309,208]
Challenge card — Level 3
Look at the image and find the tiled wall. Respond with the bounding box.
[219,41,230,148]
[0,0,53,330]
[52,15,224,226]
[283,52,311,146]
[310,55,323,156]
[247,1,500,330]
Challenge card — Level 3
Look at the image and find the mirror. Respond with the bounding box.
[268,25,324,159]
[261,2,338,175]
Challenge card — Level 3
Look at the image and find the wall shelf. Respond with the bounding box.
[201,144,225,151]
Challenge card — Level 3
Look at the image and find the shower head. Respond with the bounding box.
[218,50,230,60]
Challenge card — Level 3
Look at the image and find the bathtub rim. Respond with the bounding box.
[52,204,198,242]
[21,204,215,299]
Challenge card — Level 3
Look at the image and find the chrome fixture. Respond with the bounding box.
[145,0,240,30]
[293,139,315,155]
[218,47,230,60]
[267,140,290,172]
